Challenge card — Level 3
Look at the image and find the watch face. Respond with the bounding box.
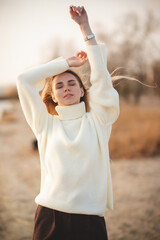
[89,34,94,39]
[85,34,95,41]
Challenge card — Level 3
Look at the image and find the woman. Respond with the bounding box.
[17,5,120,240]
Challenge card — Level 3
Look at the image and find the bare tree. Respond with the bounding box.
[97,11,160,103]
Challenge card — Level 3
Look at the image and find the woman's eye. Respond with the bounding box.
[57,86,63,89]
[69,83,75,86]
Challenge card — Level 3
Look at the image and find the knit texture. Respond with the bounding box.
[16,43,120,217]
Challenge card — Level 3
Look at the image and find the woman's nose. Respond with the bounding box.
[64,85,70,92]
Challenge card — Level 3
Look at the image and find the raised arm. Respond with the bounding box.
[17,57,69,135]
[69,5,97,46]
[69,5,120,126]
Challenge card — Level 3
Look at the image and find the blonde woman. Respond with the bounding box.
[17,5,120,240]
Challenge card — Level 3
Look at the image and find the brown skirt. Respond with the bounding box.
[32,205,108,240]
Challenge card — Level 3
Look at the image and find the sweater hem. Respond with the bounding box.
[35,196,106,217]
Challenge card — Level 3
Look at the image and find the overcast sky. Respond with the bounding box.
[0,0,159,87]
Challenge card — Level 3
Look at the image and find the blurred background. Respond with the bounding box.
[0,0,160,239]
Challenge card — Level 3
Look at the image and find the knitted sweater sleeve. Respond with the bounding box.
[16,57,69,135]
[86,43,120,126]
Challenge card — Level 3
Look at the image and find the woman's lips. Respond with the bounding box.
[64,93,73,98]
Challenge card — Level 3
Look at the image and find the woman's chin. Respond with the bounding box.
[62,99,80,106]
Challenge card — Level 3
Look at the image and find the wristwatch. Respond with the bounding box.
[84,33,95,41]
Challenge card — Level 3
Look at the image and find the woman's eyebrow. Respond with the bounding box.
[68,79,76,83]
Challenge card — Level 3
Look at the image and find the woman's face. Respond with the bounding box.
[52,72,84,106]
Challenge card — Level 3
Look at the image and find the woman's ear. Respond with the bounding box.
[52,93,58,103]
[80,88,84,97]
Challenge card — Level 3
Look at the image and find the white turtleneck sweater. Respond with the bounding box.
[16,43,120,217]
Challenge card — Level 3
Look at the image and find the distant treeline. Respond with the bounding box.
[96,11,160,103]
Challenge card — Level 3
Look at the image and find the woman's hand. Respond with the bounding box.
[66,51,88,67]
[69,5,89,26]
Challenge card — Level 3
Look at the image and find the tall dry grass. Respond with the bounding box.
[109,96,160,159]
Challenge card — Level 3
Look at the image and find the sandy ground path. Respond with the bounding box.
[105,158,160,240]
[0,100,160,240]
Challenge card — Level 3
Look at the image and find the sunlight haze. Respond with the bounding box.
[0,0,159,87]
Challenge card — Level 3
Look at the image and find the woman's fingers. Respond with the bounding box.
[77,6,82,16]
[67,51,87,67]
[69,5,76,16]
[76,51,86,57]
[76,51,88,62]
[70,5,84,16]
[69,5,88,26]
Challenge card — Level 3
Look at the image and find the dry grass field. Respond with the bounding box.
[110,96,160,159]
[0,96,160,240]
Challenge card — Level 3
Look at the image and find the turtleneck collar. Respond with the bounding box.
[55,101,86,121]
